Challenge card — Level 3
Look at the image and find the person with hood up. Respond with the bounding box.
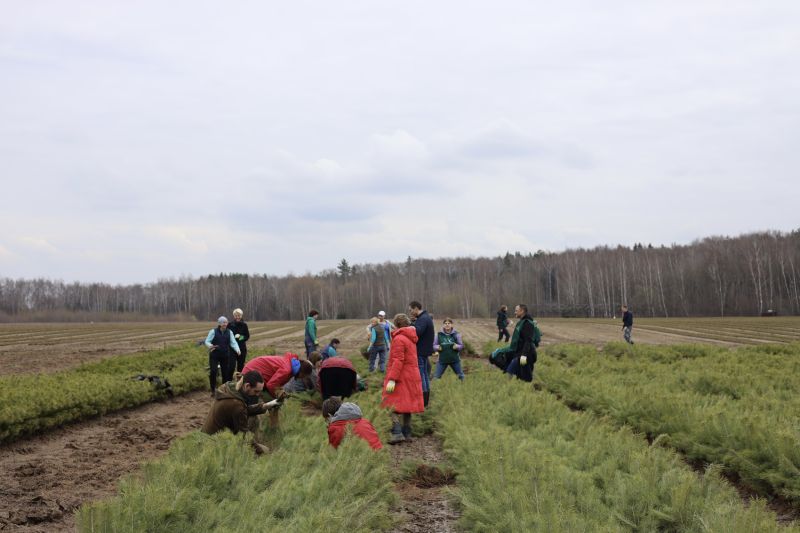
[204,316,241,396]
[381,313,424,444]
[432,318,465,381]
[322,396,382,450]
[202,370,279,454]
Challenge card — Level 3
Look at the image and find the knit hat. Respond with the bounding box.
[218,316,228,324]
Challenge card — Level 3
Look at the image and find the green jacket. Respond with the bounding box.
[434,330,463,364]
[304,316,317,344]
[498,316,537,363]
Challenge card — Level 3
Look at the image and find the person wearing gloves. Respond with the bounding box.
[498,304,538,383]
[243,353,313,428]
[229,308,251,373]
[304,309,319,357]
[367,317,390,372]
[432,318,465,381]
[322,397,382,450]
[205,316,241,396]
[201,370,278,455]
[381,313,424,444]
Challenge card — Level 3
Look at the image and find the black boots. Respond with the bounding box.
[423,391,430,408]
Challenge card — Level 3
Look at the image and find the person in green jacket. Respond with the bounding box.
[432,318,465,381]
[304,309,319,357]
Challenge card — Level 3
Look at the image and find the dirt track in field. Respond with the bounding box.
[0,391,210,532]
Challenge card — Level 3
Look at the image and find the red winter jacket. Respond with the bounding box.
[242,352,298,396]
[381,326,424,414]
[328,418,383,450]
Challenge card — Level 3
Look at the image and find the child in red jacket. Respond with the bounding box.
[322,397,383,450]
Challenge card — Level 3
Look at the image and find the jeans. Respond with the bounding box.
[505,355,534,382]
[209,349,233,391]
[369,345,387,372]
[305,342,316,358]
[434,360,465,380]
[417,355,431,393]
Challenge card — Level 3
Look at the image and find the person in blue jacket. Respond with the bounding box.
[409,300,434,407]
[204,316,241,396]
[320,338,340,361]
[367,317,391,372]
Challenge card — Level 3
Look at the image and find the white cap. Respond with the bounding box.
[378,310,386,317]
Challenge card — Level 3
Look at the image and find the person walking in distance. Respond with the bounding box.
[622,305,634,344]
[229,308,250,372]
[408,300,434,407]
[304,309,320,358]
[496,305,511,342]
[204,316,241,396]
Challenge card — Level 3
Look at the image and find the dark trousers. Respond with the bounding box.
[498,327,510,342]
[209,350,233,391]
[235,344,248,373]
[505,356,535,382]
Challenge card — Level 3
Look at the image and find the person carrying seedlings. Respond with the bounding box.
[382,313,424,444]
[317,355,359,400]
[243,352,313,427]
[408,300,434,407]
[622,305,634,344]
[304,309,319,357]
[496,305,511,342]
[202,370,279,454]
[284,351,321,393]
[495,304,540,383]
[367,317,390,372]
[229,308,251,373]
[432,317,465,381]
[322,396,383,450]
[320,338,340,361]
[205,316,241,396]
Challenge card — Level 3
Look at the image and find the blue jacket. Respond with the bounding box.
[369,325,391,347]
[414,310,435,358]
[321,344,337,360]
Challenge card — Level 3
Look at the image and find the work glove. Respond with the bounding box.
[265,399,281,410]
[385,380,396,393]
[235,334,242,340]
[314,341,319,346]
[520,356,528,366]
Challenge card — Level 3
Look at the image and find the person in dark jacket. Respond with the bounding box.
[317,356,359,400]
[500,304,537,383]
[204,316,241,396]
[408,300,434,407]
[322,397,382,450]
[622,305,634,344]
[229,308,251,372]
[496,305,511,342]
[202,371,278,454]
[433,318,465,381]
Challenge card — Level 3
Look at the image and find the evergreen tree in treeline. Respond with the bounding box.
[2,230,799,321]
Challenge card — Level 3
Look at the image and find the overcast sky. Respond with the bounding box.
[1,1,798,284]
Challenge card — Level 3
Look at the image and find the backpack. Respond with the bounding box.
[532,320,542,348]
[489,349,509,370]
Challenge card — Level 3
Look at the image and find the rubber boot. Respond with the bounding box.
[423,391,430,408]
[401,414,413,443]
[388,422,405,444]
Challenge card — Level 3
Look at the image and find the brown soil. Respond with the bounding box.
[0,391,210,532]
[388,435,460,533]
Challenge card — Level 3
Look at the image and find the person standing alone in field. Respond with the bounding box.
[497,305,511,342]
[229,308,250,372]
[304,309,319,357]
[408,300,434,407]
[622,305,634,344]
[205,316,241,396]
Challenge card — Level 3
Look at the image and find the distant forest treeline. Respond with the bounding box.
[2,230,799,321]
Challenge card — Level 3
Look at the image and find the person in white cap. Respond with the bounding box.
[204,316,241,396]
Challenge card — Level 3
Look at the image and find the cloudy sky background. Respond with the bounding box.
[1,1,798,284]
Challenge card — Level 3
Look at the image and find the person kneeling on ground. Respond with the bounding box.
[322,396,382,450]
[317,355,359,400]
[202,370,279,454]
[284,351,321,393]
[382,313,424,444]
[320,338,340,361]
[433,317,465,381]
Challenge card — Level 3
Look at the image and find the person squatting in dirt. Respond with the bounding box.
[367,316,391,372]
[242,353,313,427]
[495,304,539,383]
[433,317,465,381]
[622,305,634,344]
[202,370,279,454]
[205,316,241,396]
[322,396,383,450]
[408,300,434,407]
[317,355,360,400]
[304,309,319,357]
[382,313,425,444]
[228,308,250,373]
[496,305,511,342]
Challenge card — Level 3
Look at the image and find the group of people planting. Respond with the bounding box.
[200,301,633,452]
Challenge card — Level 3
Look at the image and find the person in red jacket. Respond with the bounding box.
[322,396,382,450]
[242,352,312,428]
[381,314,424,444]
[317,356,359,400]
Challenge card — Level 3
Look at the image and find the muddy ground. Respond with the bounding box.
[0,391,210,532]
